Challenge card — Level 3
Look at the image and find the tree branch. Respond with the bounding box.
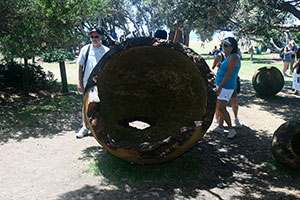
[272,23,300,32]
[278,2,300,20]
[247,36,282,53]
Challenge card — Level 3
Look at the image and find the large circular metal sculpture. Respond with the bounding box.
[272,120,300,169]
[83,37,216,164]
[252,66,284,96]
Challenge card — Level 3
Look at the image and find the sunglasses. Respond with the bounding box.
[91,36,100,39]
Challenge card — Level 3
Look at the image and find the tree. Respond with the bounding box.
[131,0,168,36]
[0,0,46,95]
[0,0,100,94]
[162,0,238,44]
[0,0,21,37]
[228,0,300,51]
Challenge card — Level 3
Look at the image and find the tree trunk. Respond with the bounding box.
[169,30,175,41]
[97,15,102,28]
[250,47,254,60]
[183,33,190,47]
[22,58,29,96]
[173,28,183,43]
[59,61,68,93]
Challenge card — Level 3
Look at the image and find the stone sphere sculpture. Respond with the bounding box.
[83,37,216,164]
[272,120,300,169]
[252,66,284,96]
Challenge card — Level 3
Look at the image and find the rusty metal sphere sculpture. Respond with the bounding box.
[252,66,284,96]
[272,120,300,169]
[83,37,216,164]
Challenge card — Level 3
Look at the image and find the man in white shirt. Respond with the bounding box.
[76,28,110,138]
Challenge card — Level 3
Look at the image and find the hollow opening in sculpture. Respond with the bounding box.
[291,132,300,156]
[117,118,152,130]
[128,121,151,130]
[94,46,207,147]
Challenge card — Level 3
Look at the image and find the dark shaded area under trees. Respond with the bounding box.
[1,0,300,95]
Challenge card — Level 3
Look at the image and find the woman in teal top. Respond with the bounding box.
[216,54,241,89]
[213,37,241,139]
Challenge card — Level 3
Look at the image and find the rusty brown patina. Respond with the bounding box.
[83,37,216,164]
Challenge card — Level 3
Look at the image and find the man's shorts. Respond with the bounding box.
[216,86,234,102]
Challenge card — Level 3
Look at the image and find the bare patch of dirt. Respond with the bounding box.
[1,63,300,200]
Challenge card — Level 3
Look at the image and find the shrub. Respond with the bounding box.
[0,61,57,92]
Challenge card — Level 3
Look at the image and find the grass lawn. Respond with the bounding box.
[189,39,283,81]
[39,60,79,85]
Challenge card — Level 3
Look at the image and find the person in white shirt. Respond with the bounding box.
[76,28,110,138]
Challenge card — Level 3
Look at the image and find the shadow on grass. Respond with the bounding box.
[0,84,82,144]
[236,79,300,121]
[58,124,300,200]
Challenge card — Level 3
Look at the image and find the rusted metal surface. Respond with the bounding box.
[84,37,216,164]
[252,66,284,96]
[272,120,300,169]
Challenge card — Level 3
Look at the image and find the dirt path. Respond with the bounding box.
[1,78,300,200]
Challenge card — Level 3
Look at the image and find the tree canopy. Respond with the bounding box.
[1,0,300,59]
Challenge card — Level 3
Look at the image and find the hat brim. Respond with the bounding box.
[221,38,232,45]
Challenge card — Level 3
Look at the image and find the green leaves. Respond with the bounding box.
[41,49,75,63]
[0,0,90,61]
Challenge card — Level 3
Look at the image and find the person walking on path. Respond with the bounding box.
[212,37,241,139]
[76,28,110,138]
[282,41,293,77]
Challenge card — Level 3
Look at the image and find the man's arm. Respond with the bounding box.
[78,65,84,93]
[211,54,222,70]
[293,59,300,71]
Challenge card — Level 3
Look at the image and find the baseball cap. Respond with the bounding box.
[89,28,102,35]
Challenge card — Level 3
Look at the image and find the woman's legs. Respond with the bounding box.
[283,62,290,74]
[290,57,295,73]
[216,99,233,129]
[231,97,238,119]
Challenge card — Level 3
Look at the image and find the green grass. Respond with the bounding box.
[189,39,284,81]
[80,147,206,184]
[266,160,300,178]
[39,60,78,85]
[0,92,81,128]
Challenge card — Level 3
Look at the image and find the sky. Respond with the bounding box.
[189,31,235,40]
[117,15,300,40]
